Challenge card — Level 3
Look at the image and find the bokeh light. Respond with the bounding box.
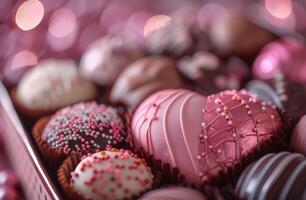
[143,15,172,37]
[253,55,280,79]
[10,50,38,69]
[48,8,77,38]
[15,0,44,31]
[265,0,292,19]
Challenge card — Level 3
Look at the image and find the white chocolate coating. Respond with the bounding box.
[16,59,97,110]
[71,149,153,200]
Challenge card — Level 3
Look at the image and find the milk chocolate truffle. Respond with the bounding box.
[139,187,207,200]
[70,148,153,200]
[131,89,282,184]
[110,56,182,108]
[15,59,97,114]
[178,51,250,95]
[236,152,306,200]
[80,35,143,86]
[41,102,126,155]
[209,12,275,57]
[291,115,306,156]
[145,20,210,58]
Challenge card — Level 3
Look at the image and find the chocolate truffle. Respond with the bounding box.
[247,76,306,120]
[291,115,306,156]
[253,38,306,82]
[139,187,207,200]
[250,39,306,119]
[178,51,250,95]
[16,59,97,111]
[80,34,143,86]
[42,102,126,154]
[131,89,281,184]
[70,148,153,200]
[209,12,275,57]
[236,152,306,200]
[145,20,210,58]
[110,56,182,108]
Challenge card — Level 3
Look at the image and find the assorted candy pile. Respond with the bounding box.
[1,1,306,200]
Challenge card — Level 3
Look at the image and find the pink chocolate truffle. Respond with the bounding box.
[139,187,207,200]
[131,89,282,184]
[291,115,306,156]
[253,38,306,82]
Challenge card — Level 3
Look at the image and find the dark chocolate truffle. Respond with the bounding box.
[42,102,126,154]
[110,56,182,108]
[145,19,210,58]
[132,89,282,184]
[209,12,275,57]
[178,51,250,95]
[291,115,306,156]
[247,73,306,120]
[236,152,306,200]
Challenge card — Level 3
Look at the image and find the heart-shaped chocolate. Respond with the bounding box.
[131,89,282,184]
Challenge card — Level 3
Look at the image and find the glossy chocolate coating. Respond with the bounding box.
[247,73,306,120]
[178,51,250,95]
[251,39,306,119]
[236,152,306,200]
[110,56,182,108]
[132,89,281,184]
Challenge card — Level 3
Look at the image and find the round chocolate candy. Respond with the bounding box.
[178,51,250,95]
[110,56,182,108]
[145,19,210,58]
[247,73,306,120]
[42,102,126,154]
[251,38,306,120]
[236,152,306,200]
[80,34,144,86]
[209,11,275,58]
[139,187,207,200]
[70,148,153,200]
[291,115,306,156]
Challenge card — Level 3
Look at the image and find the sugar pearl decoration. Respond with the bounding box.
[71,148,153,200]
[42,102,126,154]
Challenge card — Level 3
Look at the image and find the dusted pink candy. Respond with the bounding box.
[253,38,306,82]
[131,89,281,184]
[139,187,207,200]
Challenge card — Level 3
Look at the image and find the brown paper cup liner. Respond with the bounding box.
[32,116,71,167]
[125,111,185,186]
[57,154,84,200]
[11,87,56,123]
[125,109,289,190]
[58,153,161,200]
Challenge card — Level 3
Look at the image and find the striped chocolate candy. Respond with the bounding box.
[236,152,306,200]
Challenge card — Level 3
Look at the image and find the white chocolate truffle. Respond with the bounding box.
[16,59,97,110]
[70,149,153,200]
[80,35,143,86]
